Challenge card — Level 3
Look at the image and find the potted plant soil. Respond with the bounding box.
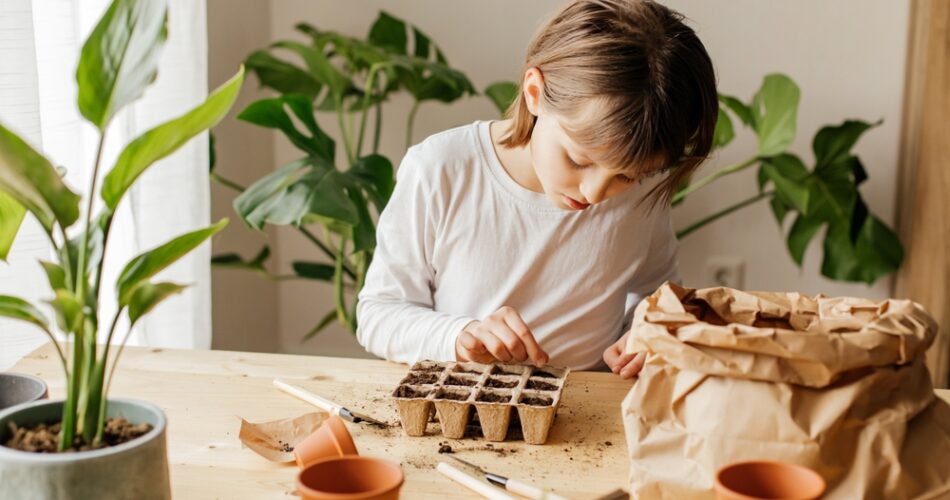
[0,0,243,497]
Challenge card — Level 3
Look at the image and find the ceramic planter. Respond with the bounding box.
[0,398,171,500]
[0,373,48,411]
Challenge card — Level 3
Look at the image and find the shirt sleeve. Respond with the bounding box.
[355,147,477,364]
[619,207,681,334]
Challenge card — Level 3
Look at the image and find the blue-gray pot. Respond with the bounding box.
[0,398,171,500]
[0,373,48,411]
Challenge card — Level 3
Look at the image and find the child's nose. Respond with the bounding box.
[580,175,612,205]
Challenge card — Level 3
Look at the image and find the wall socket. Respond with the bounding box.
[706,257,745,289]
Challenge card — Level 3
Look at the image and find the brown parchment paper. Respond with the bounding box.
[239,411,329,463]
[621,282,950,499]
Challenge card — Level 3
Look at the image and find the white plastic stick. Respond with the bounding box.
[437,462,517,500]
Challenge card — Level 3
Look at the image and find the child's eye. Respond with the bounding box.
[565,154,587,170]
[616,174,636,184]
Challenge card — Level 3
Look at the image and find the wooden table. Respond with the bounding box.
[11,343,950,499]
[11,343,635,499]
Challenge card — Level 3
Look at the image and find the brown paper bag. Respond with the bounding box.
[621,282,950,499]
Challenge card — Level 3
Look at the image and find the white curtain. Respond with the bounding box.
[0,0,212,370]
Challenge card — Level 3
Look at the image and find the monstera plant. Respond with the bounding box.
[0,2,242,495]
[212,12,505,340]
[672,74,902,284]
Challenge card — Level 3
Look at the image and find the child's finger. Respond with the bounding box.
[609,351,637,374]
[457,331,494,363]
[502,309,549,366]
[473,328,514,362]
[482,320,529,362]
[619,351,647,379]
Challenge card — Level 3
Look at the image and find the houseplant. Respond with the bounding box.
[672,73,902,285]
[211,11,495,340]
[0,0,244,497]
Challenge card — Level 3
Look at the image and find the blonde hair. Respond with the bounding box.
[501,0,718,206]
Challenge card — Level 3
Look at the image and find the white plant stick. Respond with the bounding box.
[273,378,342,416]
[437,462,517,500]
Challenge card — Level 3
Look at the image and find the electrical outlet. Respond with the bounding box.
[706,257,745,289]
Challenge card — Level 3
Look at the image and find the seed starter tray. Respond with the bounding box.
[391,361,569,444]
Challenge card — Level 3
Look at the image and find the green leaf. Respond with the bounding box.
[292,261,335,281]
[211,246,271,273]
[345,155,394,211]
[719,94,754,128]
[271,41,351,101]
[769,196,790,226]
[299,170,361,227]
[812,119,879,168]
[786,214,824,266]
[238,95,335,162]
[369,11,408,54]
[0,191,25,261]
[347,189,376,253]
[760,155,809,213]
[102,66,245,209]
[76,0,168,129]
[116,219,228,306]
[127,281,187,325]
[234,160,312,230]
[750,74,800,156]
[302,309,338,341]
[0,295,50,330]
[39,261,67,291]
[712,107,735,150]
[245,50,323,97]
[484,81,518,115]
[0,123,82,232]
[47,289,84,333]
[821,215,903,284]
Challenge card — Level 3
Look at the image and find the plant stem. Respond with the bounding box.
[373,85,383,155]
[672,157,759,205]
[405,100,420,150]
[337,105,355,165]
[209,172,247,192]
[75,136,105,298]
[299,226,356,280]
[356,64,382,158]
[333,238,350,330]
[676,190,774,239]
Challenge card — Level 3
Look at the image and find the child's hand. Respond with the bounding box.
[603,331,647,379]
[456,306,549,367]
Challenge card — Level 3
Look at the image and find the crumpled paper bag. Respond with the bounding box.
[622,282,950,499]
[239,411,329,463]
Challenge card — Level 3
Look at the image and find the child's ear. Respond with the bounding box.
[522,67,544,117]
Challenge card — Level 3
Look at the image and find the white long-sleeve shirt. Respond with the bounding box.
[356,121,679,370]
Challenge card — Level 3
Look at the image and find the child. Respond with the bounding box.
[356,0,717,378]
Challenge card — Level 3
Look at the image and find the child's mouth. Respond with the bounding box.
[564,195,590,210]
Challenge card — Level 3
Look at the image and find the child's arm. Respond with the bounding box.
[355,149,477,364]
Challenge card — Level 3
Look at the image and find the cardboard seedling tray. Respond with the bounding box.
[391,361,569,444]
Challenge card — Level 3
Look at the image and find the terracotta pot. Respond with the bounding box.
[0,373,48,411]
[294,415,359,468]
[715,461,825,500]
[297,456,404,500]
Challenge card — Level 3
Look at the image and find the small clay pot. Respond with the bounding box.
[0,373,48,411]
[294,415,359,468]
[297,456,404,500]
[715,461,826,500]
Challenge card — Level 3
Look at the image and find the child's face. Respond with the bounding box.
[528,112,645,211]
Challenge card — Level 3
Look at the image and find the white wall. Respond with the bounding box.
[210,1,910,357]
